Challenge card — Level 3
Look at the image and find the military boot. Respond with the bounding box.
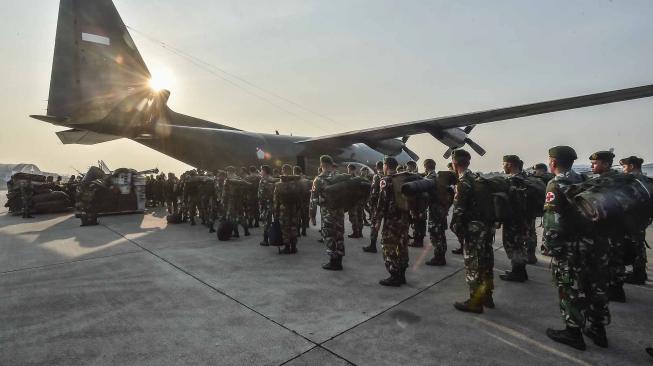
[357,229,364,238]
[608,285,626,303]
[243,225,251,236]
[425,254,446,266]
[499,264,528,282]
[399,268,407,284]
[583,324,608,348]
[348,232,360,239]
[546,326,586,351]
[233,227,240,238]
[379,272,403,287]
[254,219,260,228]
[260,232,270,246]
[190,218,196,226]
[526,254,538,265]
[451,247,463,255]
[363,239,377,253]
[279,245,293,254]
[483,291,495,309]
[322,256,343,271]
[624,268,648,285]
[453,299,483,314]
[208,223,216,233]
[290,243,298,254]
[408,239,424,248]
[301,227,307,236]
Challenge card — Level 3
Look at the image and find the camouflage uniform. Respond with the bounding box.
[425,171,449,258]
[297,177,312,236]
[502,172,530,267]
[544,170,610,330]
[376,174,411,275]
[245,174,260,227]
[451,170,495,299]
[258,176,276,243]
[311,171,345,258]
[347,174,363,238]
[624,172,650,282]
[598,170,627,294]
[368,172,383,243]
[222,177,250,235]
[164,176,178,214]
[274,177,301,252]
[184,176,200,225]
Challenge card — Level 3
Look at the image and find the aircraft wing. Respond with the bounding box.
[56,129,122,145]
[295,84,653,152]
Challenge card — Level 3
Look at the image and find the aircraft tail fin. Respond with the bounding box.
[47,0,151,120]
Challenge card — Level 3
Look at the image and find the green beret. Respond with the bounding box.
[502,155,520,164]
[451,149,471,162]
[619,155,644,166]
[383,156,399,169]
[548,146,577,161]
[589,151,615,162]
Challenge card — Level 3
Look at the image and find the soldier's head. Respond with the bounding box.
[281,164,293,176]
[533,163,548,176]
[319,155,334,171]
[548,146,577,174]
[502,155,521,175]
[619,156,644,174]
[261,165,272,177]
[589,150,615,175]
[69,175,76,182]
[375,160,384,173]
[383,156,399,175]
[249,166,258,174]
[423,159,436,172]
[347,164,357,175]
[360,167,370,177]
[225,166,236,177]
[168,172,175,179]
[451,149,471,173]
[406,160,418,173]
[273,168,280,177]
[293,166,302,175]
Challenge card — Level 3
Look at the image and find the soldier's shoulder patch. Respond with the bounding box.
[545,191,555,203]
[379,179,387,189]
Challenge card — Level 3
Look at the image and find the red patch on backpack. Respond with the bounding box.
[545,191,555,203]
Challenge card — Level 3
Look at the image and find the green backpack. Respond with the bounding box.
[473,176,511,222]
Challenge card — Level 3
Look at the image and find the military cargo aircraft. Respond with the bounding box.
[31,0,653,173]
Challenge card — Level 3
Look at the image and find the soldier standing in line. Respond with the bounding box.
[375,157,411,286]
[184,170,200,226]
[294,166,311,237]
[275,164,301,254]
[223,166,251,238]
[499,155,530,282]
[363,161,384,253]
[589,150,627,302]
[347,164,363,239]
[450,149,496,313]
[448,161,464,255]
[246,166,261,228]
[310,155,345,270]
[406,160,427,248]
[164,172,179,215]
[423,159,448,266]
[258,165,276,246]
[544,146,610,351]
[620,156,650,284]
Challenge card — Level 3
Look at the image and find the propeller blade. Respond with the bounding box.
[464,138,486,156]
[463,125,476,134]
[403,146,420,161]
[402,135,410,143]
[443,148,454,159]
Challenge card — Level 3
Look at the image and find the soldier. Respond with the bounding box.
[375,156,411,286]
[423,159,449,266]
[274,164,301,254]
[164,173,178,214]
[363,161,385,253]
[545,146,610,351]
[360,167,373,226]
[294,166,311,237]
[499,155,530,282]
[448,162,464,255]
[310,155,346,270]
[532,163,554,257]
[590,150,627,302]
[346,164,364,239]
[258,165,276,246]
[406,160,427,247]
[184,170,200,225]
[620,156,649,284]
[450,149,495,313]
[245,166,261,228]
[19,177,34,219]
[223,166,251,237]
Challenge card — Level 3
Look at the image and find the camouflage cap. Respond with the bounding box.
[548,146,577,161]
[451,149,471,162]
[589,151,615,162]
[383,156,399,169]
[502,155,520,164]
[619,155,644,166]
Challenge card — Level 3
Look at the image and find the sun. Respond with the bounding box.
[148,64,175,91]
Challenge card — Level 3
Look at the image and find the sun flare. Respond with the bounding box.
[148,64,175,91]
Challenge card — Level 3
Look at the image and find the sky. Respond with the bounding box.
[1,0,652,174]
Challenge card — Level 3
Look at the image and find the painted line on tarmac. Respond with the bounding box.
[0,249,143,275]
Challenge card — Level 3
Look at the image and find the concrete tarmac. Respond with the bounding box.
[1,192,652,365]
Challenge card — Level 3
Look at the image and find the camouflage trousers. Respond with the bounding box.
[428,213,448,257]
[323,208,345,258]
[552,237,610,329]
[381,215,411,273]
[412,210,427,243]
[225,205,244,227]
[298,201,310,231]
[279,207,299,246]
[370,206,380,242]
[606,235,625,289]
[187,198,199,222]
[463,221,495,298]
[624,230,648,271]
[348,204,363,234]
[502,220,529,266]
[526,218,538,260]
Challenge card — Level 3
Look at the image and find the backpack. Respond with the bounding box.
[217,219,234,241]
[323,174,371,211]
[508,175,546,219]
[472,176,511,222]
[391,172,423,212]
[435,171,457,210]
[275,176,303,205]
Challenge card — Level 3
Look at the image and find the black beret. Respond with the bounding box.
[533,163,548,171]
[548,146,577,161]
[384,156,399,169]
[451,149,471,162]
[619,155,644,166]
[589,151,615,161]
[503,155,521,164]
